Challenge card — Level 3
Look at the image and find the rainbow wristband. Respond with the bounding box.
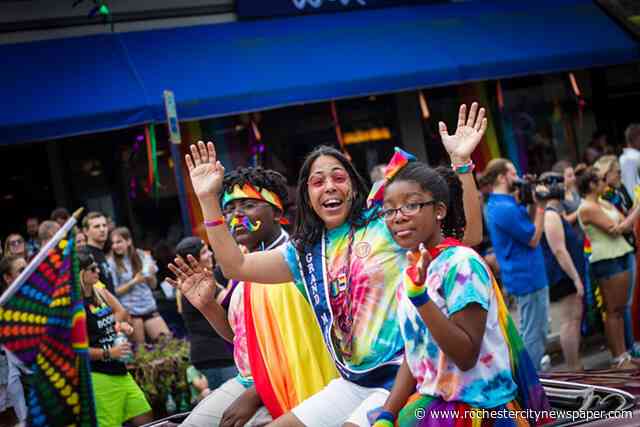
[373,410,395,427]
[204,217,225,228]
[452,159,475,174]
[405,272,430,307]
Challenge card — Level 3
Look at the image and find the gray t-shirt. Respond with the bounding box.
[109,251,157,315]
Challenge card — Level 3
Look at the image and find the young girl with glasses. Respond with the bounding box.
[371,162,551,427]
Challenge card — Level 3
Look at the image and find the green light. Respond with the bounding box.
[98,4,110,16]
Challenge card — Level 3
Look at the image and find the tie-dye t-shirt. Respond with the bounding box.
[227,283,253,386]
[398,246,517,408]
[280,216,405,374]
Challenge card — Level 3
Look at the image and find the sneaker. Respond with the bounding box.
[630,344,640,358]
[612,352,639,369]
[540,354,552,372]
[614,357,636,370]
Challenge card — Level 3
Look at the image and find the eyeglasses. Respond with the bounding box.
[379,201,436,220]
[222,200,267,217]
[9,238,24,246]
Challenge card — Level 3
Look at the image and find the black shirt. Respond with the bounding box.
[85,297,127,375]
[86,244,116,295]
[181,268,234,369]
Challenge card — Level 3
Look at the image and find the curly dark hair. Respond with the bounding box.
[292,146,369,251]
[389,163,466,240]
[221,166,289,211]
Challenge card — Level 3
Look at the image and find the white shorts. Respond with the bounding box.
[291,378,389,427]
[180,377,272,427]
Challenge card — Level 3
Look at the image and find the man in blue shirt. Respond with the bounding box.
[484,158,549,370]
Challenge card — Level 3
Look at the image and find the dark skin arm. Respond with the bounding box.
[220,386,262,427]
[379,357,417,418]
[417,302,487,371]
[408,246,488,371]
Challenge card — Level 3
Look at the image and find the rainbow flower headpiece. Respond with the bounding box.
[222,183,289,225]
[367,147,416,208]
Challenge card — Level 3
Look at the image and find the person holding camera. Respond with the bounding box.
[576,166,638,369]
[539,172,585,370]
[484,158,550,371]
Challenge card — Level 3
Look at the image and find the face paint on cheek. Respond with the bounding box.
[229,216,262,234]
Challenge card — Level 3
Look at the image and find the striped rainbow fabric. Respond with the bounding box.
[244,282,339,418]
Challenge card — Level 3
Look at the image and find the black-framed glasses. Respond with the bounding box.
[379,201,436,220]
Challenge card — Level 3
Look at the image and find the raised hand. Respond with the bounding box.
[406,243,432,286]
[185,141,226,202]
[167,254,217,311]
[439,103,487,164]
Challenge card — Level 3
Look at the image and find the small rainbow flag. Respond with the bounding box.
[367,147,416,208]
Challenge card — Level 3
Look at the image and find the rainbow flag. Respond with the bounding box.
[0,226,96,427]
[244,282,338,418]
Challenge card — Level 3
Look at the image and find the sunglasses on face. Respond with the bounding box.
[9,239,24,246]
[85,264,99,273]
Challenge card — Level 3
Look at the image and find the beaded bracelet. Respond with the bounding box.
[452,159,475,174]
[204,217,225,228]
[373,410,395,427]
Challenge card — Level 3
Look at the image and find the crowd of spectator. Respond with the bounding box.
[478,123,640,371]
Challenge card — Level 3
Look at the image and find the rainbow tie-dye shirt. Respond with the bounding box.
[280,216,405,376]
[398,246,517,408]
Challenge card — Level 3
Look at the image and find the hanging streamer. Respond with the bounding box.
[144,124,161,199]
[150,123,160,200]
[330,101,350,159]
[418,91,430,119]
[496,80,504,111]
[248,118,264,167]
[569,73,585,129]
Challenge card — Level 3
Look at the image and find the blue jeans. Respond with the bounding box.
[517,287,549,371]
[200,365,238,390]
[624,252,637,351]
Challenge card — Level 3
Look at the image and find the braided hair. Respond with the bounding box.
[389,162,466,240]
[221,166,289,212]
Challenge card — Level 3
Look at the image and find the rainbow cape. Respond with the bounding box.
[0,232,96,427]
[398,240,552,426]
[244,282,339,418]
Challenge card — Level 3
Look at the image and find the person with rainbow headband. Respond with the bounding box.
[169,166,338,426]
[175,103,486,426]
[369,152,552,426]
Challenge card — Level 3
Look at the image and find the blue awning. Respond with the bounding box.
[1,0,638,145]
[0,34,152,144]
